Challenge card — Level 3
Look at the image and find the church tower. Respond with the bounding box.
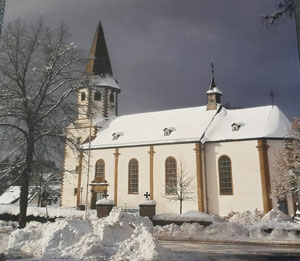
[78,22,120,120]
[206,62,222,110]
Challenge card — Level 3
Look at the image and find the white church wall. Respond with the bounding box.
[117,146,150,208]
[153,143,198,214]
[62,125,91,208]
[80,143,198,212]
[205,140,264,216]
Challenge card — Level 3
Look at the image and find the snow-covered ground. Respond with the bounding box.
[155,209,300,242]
[0,207,300,260]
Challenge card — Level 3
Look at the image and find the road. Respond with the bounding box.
[159,240,300,261]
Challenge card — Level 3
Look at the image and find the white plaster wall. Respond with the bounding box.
[117,147,150,207]
[61,125,91,208]
[205,140,263,216]
[153,143,198,214]
[79,143,198,213]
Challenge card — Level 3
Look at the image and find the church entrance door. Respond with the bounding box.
[90,185,108,209]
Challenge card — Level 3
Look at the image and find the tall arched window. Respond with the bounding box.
[165,157,177,194]
[81,91,86,101]
[128,159,138,194]
[95,159,105,182]
[94,91,102,101]
[218,155,233,195]
[109,93,114,103]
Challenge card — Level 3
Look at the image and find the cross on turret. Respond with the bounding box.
[206,60,222,111]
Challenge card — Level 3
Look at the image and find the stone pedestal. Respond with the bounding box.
[77,204,85,211]
[139,200,156,219]
[96,199,114,218]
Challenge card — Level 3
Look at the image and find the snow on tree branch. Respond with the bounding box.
[274,117,300,202]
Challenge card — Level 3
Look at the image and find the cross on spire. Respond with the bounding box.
[210,60,216,89]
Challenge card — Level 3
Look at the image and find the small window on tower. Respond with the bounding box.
[110,93,114,103]
[94,91,101,101]
[81,92,86,101]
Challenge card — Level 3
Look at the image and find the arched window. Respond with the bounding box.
[94,91,102,101]
[109,93,114,103]
[165,157,177,194]
[218,155,233,195]
[81,91,86,101]
[128,159,138,194]
[95,159,105,182]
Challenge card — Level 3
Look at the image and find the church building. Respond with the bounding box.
[61,22,293,216]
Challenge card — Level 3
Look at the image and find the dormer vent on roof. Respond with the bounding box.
[231,123,243,131]
[163,127,176,136]
[112,132,123,140]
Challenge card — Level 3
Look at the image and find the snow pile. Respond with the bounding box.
[261,209,293,223]
[153,211,214,223]
[96,198,114,205]
[227,209,264,225]
[0,220,18,233]
[154,209,300,242]
[139,200,156,206]
[6,208,169,260]
[0,204,89,218]
[154,221,248,241]
[248,209,300,241]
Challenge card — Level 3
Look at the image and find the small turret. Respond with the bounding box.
[206,61,222,110]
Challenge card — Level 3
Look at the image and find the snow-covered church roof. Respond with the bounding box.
[83,105,290,149]
[203,105,291,142]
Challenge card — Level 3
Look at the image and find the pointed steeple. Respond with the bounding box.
[78,21,120,120]
[85,21,113,76]
[209,61,216,90]
[206,61,222,110]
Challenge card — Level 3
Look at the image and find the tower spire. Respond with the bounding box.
[206,60,222,110]
[85,21,113,76]
[78,21,120,120]
[209,60,216,90]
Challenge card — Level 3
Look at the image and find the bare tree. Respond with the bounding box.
[261,0,295,25]
[164,161,195,214]
[274,118,300,205]
[0,19,86,227]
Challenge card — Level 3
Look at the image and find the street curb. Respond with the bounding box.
[158,238,300,248]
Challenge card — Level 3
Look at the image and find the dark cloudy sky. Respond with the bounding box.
[4,0,300,118]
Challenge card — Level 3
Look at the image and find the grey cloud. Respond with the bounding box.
[4,0,300,118]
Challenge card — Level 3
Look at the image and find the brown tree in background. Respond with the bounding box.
[274,118,300,205]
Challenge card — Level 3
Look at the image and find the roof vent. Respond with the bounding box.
[231,123,243,132]
[163,127,176,136]
[112,132,123,140]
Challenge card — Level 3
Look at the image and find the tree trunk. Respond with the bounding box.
[18,140,34,228]
[180,199,182,214]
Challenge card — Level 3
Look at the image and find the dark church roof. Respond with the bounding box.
[85,21,113,76]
